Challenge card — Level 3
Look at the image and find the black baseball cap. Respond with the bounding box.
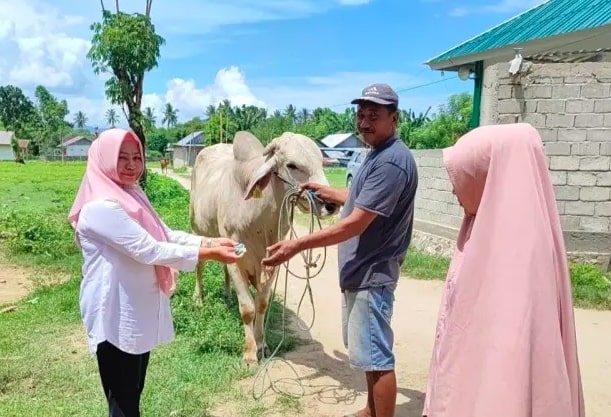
[351,83,399,107]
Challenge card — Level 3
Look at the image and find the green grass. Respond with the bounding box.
[323,166,348,189]
[401,249,611,311]
[0,160,299,416]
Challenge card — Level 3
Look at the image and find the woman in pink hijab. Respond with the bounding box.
[422,123,585,417]
[68,128,243,417]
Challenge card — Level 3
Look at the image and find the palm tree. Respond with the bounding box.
[105,108,119,127]
[298,108,310,124]
[162,103,178,128]
[284,104,297,125]
[205,104,216,119]
[143,107,156,132]
[74,111,88,129]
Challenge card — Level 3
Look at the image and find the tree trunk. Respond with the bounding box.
[128,109,148,188]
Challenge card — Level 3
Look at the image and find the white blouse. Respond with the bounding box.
[75,198,203,355]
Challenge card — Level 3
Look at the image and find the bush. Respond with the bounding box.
[569,262,611,310]
[0,210,77,260]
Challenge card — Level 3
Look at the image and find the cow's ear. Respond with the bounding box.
[244,162,274,200]
[233,131,263,162]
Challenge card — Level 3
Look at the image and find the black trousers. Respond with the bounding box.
[96,341,151,417]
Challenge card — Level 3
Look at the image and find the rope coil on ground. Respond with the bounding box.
[251,185,328,400]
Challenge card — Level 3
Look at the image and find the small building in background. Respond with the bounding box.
[172,131,205,168]
[58,136,93,158]
[0,131,15,160]
[317,132,366,167]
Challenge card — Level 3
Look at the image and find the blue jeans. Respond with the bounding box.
[341,285,395,372]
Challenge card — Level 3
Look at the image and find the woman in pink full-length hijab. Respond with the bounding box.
[422,123,585,417]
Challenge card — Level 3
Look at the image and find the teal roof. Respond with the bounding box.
[428,0,611,65]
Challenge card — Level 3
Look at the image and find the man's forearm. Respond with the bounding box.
[297,219,360,250]
[332,188,349,205]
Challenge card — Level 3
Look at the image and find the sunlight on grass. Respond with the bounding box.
[0,161,299,416]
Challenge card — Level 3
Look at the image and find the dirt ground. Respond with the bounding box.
[159,169,611,417]
[0,262,32,307]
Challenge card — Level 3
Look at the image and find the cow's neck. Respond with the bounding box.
[270,177,293,240]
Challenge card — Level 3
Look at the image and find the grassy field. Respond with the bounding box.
[0,161,298,417]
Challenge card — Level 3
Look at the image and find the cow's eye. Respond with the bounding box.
[287,163,298,170]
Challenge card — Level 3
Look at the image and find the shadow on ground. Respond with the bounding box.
[255,306,425,417]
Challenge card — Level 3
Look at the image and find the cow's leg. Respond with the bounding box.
[228,263,258,367]
[223,265,231,300]
[254,270,277,361]
[192,261,205,306]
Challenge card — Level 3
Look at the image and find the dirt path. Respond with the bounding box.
[0,263,32,306]
[161,169,611,417]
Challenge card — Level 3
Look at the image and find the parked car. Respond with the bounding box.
[345,148,369,189]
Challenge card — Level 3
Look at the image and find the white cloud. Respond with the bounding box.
[0,1,95,94]
[1,0,448,130]
[67,68,448,128]
[449,0,548,17]
[140,67,265,122]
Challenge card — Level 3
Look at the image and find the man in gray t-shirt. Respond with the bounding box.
[262,83,418,417]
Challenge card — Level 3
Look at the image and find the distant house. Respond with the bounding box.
[0,131,15,161]
[58,136,93,157]
[319,133,364,149]
[317,133,365,166]
[172,131,205,168]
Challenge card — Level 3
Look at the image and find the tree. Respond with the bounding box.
[34,85,70,155]
[74,111,88,129]
[162,103,178,128]
[408,93,473,149]
[0,85,39,140]
[88,0,165,186]
[106,108,119,127]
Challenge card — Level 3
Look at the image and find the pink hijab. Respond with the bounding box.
[68,128,177,296]
[422,123,585,417]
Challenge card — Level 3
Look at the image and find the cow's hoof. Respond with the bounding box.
[243,355,259,369]
[257,345,271,361]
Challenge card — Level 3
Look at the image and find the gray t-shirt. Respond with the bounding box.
[338,136,418,291]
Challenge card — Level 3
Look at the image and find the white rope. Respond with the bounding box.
[251,185,327,400]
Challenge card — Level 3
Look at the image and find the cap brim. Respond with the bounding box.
[350,96,396,106]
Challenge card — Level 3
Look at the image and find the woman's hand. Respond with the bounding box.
[211,246,244,264]
[199,245,243,264]
[213,237,238,248]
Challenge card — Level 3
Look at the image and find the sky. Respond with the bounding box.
[0,0,545,128]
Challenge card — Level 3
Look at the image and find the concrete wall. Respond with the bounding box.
[411,61,611,268]
[412,150,462,229]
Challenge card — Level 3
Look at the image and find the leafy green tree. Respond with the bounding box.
[88,0,165,185]
[0,85,40,141]
[34,85,70,155]
[408,92,473,149]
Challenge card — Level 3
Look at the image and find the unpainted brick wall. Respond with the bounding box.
[412,150,463,229]
[493,62,611,233]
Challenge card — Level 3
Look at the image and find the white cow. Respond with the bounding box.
[189,131,339,366]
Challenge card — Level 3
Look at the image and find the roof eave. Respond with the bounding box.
[425,26,611,71]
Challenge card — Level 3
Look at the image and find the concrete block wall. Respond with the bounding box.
[491,62,611,235]
[411,150,463,229]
